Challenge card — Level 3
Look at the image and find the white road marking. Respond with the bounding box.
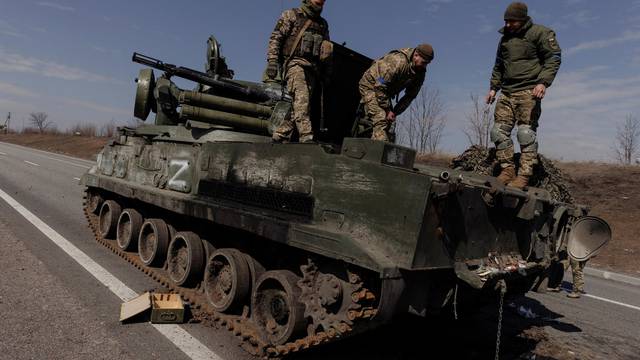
[73,177,81,181]
[0,187,224,360]
[584,293,640,312]
[38,154,91,169]
[0,151,6,155]
[0,141,94,165]
[24,160,40,167]
[557,284,640,311]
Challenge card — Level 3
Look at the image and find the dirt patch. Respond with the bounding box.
[0,133,109,161]
[560,162,640,276]
[291,298,600,360]
[449,146,575,203]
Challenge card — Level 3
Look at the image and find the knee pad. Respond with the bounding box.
[517,125,538,152]
[491,123,513,150]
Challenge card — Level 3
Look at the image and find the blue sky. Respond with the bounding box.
[0,0,639,161]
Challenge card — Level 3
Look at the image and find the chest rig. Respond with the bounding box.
[282,9,327,62]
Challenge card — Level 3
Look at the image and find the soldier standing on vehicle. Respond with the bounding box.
[485,2,561,189]
[359,45,434,142]
[266,0,330,143]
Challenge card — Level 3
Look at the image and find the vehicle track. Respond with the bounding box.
[83,188,376,358]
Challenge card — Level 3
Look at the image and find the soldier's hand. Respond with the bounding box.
[386,111,396,122]
[266,61,278,80]
[533,84,547,99]
[485,90,497,104]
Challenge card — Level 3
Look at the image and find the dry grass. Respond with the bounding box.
[0,133,109,161]
[559,162,640,275]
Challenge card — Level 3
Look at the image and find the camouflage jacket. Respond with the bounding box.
[267,8,329,69]
[490,19,562,94]
[359,48,426,115]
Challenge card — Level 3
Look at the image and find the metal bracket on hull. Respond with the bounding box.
[373,267,405,323]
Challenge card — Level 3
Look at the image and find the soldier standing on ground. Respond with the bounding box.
[567,258,587,298]
[359,44,434,142]
[485,2,562,189]
[549,253,587,299]
[266,0,330,143]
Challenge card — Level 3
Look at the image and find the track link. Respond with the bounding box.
[83,189,375,358]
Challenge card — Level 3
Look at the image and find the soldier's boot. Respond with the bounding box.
[271,131,290,144]
[508,174,530,190]
[299,134,315,143]
[496,166,516,185]
[566,291,581,299]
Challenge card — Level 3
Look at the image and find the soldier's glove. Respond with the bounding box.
[266,61,279,80]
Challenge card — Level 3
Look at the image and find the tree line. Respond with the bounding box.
[5,104,639,165]
[393,90,639,166]
[2,112,138,138]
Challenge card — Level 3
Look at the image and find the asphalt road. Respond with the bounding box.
[1,141,639,360]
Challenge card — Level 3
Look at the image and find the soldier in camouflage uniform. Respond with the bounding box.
[266,0,329,143]
[359,44,434,142]
[567,258,586,298]
[548,254,587,299]
[485,2,562,189]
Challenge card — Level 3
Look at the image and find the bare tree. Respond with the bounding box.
[396,88,447,154]
[69,122,97,137]
[614,114,640,165]
[463,93,493,147]
[29,112,52,133]
[1,112,10,134]
[100,119,118,138]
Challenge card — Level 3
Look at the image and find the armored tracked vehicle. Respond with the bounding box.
[81,36,610,356]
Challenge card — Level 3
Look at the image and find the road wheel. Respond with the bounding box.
[138,218,169,267]
[243,253,265,296]
[204,249,250,313]
[98,200,121,239]
[116,209,143,251]
[252,270,306,346]
[87,193,103,214]
[167,232,205,287]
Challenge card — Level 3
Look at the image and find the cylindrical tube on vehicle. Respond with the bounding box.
[179,91,273,118]
[180,105,270,133]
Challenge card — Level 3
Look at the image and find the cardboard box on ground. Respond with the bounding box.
[120,292,186,324]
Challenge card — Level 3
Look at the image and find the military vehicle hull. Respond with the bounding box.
[80,127,602,356]
[81,37,610,356]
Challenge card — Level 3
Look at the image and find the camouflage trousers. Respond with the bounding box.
[359,85,391,142]
[272,64,317,143]
[491,89,542,176]
[562,258,586,293]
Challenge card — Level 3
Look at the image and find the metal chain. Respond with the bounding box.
[453,283,459,320]
[495,280,507,360]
